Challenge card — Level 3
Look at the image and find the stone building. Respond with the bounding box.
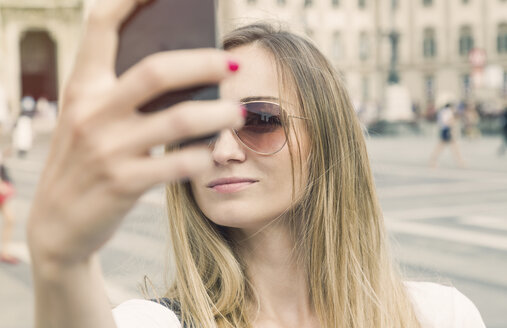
[0,0,83,123]
[1,0,506,124]
[220,0,507,119]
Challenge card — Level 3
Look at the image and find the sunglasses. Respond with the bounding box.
[181,101,306,155]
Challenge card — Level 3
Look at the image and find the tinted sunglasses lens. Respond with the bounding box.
[236,102,287,154]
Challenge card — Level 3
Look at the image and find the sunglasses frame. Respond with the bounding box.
[229,100,307,156]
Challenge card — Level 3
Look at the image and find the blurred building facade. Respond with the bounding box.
[1,0,506,123]
[220,0,507,120]
[0,0,83,122]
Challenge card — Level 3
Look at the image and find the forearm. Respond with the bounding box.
[31,254,117,328]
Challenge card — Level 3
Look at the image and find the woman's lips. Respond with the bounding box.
[210,181,256,193]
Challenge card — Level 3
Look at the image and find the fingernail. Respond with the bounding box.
[228,60,240,72]
[240,105,247,118]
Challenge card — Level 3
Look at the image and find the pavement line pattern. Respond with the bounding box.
[378,181,507,199]
[4,243,139,307]
[384,202,507,220]
[459,216,507,232]
[374,163,507,181]
[387,220,507,251]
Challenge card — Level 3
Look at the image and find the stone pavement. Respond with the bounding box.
[367,133,507,328]
[1,130,506,328]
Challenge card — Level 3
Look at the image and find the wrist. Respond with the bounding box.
[30,251,95,285]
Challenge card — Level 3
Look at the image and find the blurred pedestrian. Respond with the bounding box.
[498,107,507,156]
[429,103,466,168]
[12,107,34,158]
[410,101,422,134]
[0,83,9,134]
[0,148,18,265]
[463,103,481,140]
[20,95,36,117]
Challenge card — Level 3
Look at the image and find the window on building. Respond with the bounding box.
[358,0,366,9]
[462,0,470,4]
[497,23,507,54]
[277,0,286,5]
[423,0,433,6]
[332,32,343,60]
[332,0,340,7]
[459,26,474,56]
[392,0,399,10]
[423,28,437,58]
[304,0,313,8]
[247,0,256,4]
[359,32,369,61]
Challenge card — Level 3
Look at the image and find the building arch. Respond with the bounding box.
[19,29,58,102]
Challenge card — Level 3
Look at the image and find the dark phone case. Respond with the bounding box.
[115,0,218,113]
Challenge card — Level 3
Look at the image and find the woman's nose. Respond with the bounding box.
[211,129,246,165]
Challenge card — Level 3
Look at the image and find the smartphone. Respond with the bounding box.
[116,0,219,145]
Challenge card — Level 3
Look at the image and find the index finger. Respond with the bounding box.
[107,49,239,114]
[71,0,147,82]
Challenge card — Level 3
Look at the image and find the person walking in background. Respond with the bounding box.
[463,103,481,140]
[429,103,466,168]
[0,148,18,265]
[12,98,34,158]
[0,83,10,135]
[498,107,507,156]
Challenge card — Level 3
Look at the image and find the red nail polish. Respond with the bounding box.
[241,105,247,118]
[228,60,239,72]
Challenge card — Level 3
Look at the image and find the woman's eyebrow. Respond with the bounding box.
[241,96,280,102]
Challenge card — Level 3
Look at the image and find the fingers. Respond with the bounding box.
[116,146,213,193]
[72,0,142,80]
[107,49,238,114]
[122,100,245,153]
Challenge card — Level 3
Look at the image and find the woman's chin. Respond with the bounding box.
[207,214,253,229]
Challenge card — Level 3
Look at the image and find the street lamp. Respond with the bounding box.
[382,0,412,123]
[387,0,399,84]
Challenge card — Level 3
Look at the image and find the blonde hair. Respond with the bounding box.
[163,23,421,328]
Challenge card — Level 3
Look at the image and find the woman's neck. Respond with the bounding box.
[232,223,318,328]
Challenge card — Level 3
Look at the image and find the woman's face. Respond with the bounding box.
[189,44,308,231]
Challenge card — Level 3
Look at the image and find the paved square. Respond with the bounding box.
[1,132,506,327]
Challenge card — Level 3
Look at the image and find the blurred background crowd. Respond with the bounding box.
[0,0,506,140]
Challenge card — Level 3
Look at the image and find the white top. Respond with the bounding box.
[12,116,33,150]
[112,281,486,328]
[437,107,454,128]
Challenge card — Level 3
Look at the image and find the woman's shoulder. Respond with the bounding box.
[404,281,486,328]
[112,298,182,328]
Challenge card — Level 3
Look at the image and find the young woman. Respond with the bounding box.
[27,1,485,328]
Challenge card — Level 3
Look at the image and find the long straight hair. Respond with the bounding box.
[163,23,421,328]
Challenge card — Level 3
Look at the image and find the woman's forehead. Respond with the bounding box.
[221,44,299,114]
